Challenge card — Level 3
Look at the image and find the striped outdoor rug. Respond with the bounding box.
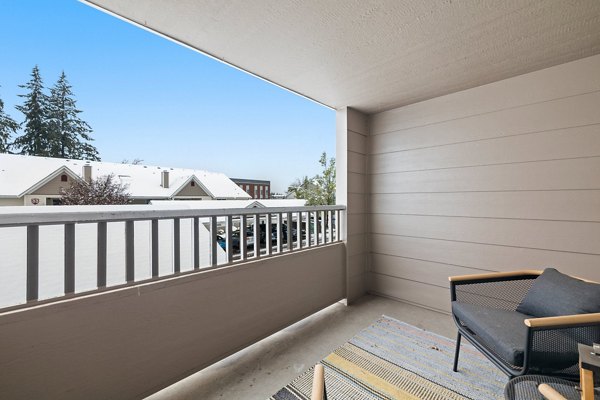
[269,316,507,399]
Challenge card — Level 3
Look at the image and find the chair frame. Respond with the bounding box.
[450,270,600,380]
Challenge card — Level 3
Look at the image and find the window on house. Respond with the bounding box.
[191,181,195,187]
[60,174,68,182]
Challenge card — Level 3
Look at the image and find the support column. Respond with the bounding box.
[336,107,369,304]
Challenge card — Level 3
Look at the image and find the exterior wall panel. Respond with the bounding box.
[368,54,600,313]
[0,244,345,400]
[337,108,369,303]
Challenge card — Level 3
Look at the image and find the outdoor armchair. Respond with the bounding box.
[450,269,600,380]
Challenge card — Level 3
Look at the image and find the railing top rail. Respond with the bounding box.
[0,205,346,227]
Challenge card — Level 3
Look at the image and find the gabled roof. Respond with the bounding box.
[171,175,213,198]
[0,154,251,200]
[19,165,83,197]
[149,199,307,209]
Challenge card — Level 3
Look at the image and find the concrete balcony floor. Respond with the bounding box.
[146,294,455,400]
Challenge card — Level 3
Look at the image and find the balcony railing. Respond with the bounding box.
[0,204,345,310]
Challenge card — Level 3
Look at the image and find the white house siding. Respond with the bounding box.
[0,217,226,308]
[367,54,600,313]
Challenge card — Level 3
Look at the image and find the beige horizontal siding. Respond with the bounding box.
[347,130,368,154]
[347,233,367,257]
[370,191,600,222]
[347,193,367,215]
[348,151,367,173]
[367,55,600,313]
[369,273,451,313]
[371,157,600,193]
[370,234,600,281]
[371,214,600,255]
[370,253,487,288]
[370,91,600,154]
[371,124,600,174]
[370,55,600,134]
[338,108,370,303]
[347,172,367,194]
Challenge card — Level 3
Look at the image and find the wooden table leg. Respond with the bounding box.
[311,364,325,400]
[580,367,594,400]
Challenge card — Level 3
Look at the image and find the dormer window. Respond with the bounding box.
[60,174,68,182]
[191,181,195,187]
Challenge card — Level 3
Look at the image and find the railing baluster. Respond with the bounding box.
[125,221,135,282]
[97,222,107,288]
[193,217,200,269]
[277,213,283,253]
[151,219,159,278]
[320,211,325,245]
[210,216,218,267]
[254,214,260,259]
[298,212,303,250]
[26,225,39,302]
[335,210,340,241]
[240,214,247,260]
[308,212,312,246]
[64,223,75,294]
[287,212,293,251]
[266,213,272,256]
[308,211,312,246]
[314,211,319,246]
[327,210,333,243]
[340,208,346,241]
[173,218,180,273]
[226,215,233,263]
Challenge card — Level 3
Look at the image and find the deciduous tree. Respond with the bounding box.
[121,158,144,165]
[287,152,336,205]
[61,174,130,205]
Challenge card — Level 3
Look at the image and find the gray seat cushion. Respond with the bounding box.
[452,302,532,366]
[453,302,580,371]
[516,268,600,317]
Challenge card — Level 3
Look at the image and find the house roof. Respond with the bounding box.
[150,199,307,209]
[84,0,600,114]
[0,154,251,200]
[230,178,270,185]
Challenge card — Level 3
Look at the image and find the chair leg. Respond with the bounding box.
[453,332,461,372]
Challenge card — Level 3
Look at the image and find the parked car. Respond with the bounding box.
[270,224,298,243]
[217,234,227,250]
[220,232,241,252]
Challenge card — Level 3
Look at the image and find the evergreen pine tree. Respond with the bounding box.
[0,88,19,153]
[13,66,51,156]
[47,71,100,160]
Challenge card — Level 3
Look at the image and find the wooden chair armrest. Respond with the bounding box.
[525,313,600,328]
[311,364,325,400]
[449,270,542,283]
[538,383,567,400]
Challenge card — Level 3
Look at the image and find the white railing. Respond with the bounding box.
[0,205,345,310]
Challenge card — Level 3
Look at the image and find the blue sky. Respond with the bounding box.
[0,0,335,193]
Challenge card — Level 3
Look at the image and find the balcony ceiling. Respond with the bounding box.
[84,0,600,113]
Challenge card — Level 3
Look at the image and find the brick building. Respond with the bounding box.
[231,178,271,199]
